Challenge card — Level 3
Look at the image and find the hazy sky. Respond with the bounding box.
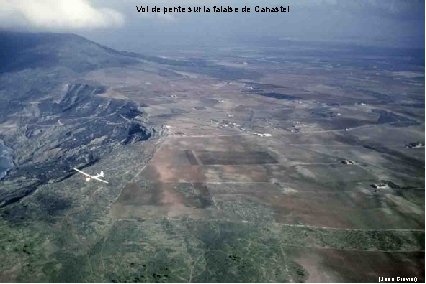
[0,0,424,53]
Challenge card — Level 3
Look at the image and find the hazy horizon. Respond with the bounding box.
[0,0,424,55]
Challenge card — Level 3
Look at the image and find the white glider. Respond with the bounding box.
[73,168,109,184]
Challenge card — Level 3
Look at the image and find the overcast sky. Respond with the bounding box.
[0,0,424,53]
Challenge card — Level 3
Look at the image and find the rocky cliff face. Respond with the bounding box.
[1,82,153,207]
[0,32,154,207]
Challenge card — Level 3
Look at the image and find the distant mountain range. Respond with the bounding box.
[0,31,139,74]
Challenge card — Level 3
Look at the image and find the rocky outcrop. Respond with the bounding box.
[0,83,153,207]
